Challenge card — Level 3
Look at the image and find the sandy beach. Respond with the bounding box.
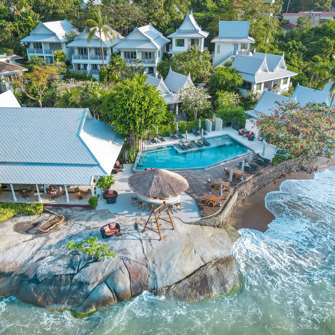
[230,158,335,232]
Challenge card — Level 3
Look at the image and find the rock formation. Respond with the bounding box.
[0,208,240,315]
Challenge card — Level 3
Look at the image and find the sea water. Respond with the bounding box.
[1,169,335,335]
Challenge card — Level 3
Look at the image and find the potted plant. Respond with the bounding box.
[103,190,118,204]
[96,175,114,192]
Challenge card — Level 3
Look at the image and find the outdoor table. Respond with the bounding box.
[74,192,86,200]
[210,180,230,188]
[208,195,221,207]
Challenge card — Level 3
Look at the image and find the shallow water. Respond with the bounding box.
[1,169,335,335]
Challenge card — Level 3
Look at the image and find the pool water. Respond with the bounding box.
[136,135,249,170]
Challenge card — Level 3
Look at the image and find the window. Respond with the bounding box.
[78,48,87,55]
[33,42,42,50]
[241,43,248,50]
[176,39,184,47]
[124,51,136,59]
[148,67,154,74]
[191,39,199,46]
[241,81,252,90]
[95,49,107,57]
[92,64,98,70]
[282,78,288,85]
[256,83,262,91]
[143,52,154,59]
[217,44,220,54]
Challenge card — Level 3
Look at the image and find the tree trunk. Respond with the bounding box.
[38,99,43,107]
[101,40,105,67]
[129,130,136,158]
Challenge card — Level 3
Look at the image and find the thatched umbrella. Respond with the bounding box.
[128,169,189,199]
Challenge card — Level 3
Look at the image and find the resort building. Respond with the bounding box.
[282,11,335,27]
[67,26,123,80]
[0,107,123,204]
[0,90,21,107]
[113,23,169,75]
[0,60,27,92]
[212,21,255,68]
[292,84,334,106]
[167,12,209,54]
[21,19,78,63]
[231,52,297,95]
[145,68,194,113]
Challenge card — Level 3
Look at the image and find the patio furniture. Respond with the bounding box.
[19,187,34,198]
[201,138,210,146]
[114,160,124,169]
[210,180,230,190]
[238,129,245,136]
[177,130,184,139]
[157,134,166,142]
[74,191,89,200]
[192,140,203,148]
[239,161,259,173]
[253,154,271,166]
[199,127,208,135]
[149,134,159,144]
[103,190,118,204]
[192,128,200,136]
[170,132,178,140]
[100,223,121,239]
[47,185,64,199]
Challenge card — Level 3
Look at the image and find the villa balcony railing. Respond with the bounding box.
[90,70,100,76]
[90,55,108,60]
[28,48,43,54]
[142,58,156,64]
[73,54,89,60]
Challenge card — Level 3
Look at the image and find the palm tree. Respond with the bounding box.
[85,8,115,67]
[310,62,335,105]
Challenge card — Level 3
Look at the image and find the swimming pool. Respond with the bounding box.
[135,135,249,170]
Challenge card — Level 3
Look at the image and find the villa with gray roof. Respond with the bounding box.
[21,19,78,63]
[231,52,297,95]
[0,107,123,204]
[67,26,122,80]
[145,69,194,114]
[168,12,209,54]
[212,21,255,68]
[113,23,170,75]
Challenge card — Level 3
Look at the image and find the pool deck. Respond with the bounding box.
[96,164,201,223]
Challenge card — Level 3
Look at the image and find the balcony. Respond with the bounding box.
[72,54,89,60]
[142,58,156,65]
[28,48,43,55]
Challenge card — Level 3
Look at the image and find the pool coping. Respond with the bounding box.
[133,133,254,172]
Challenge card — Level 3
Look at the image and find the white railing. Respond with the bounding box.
[28,48,43,54]
[72,54,89,60]
[142,58,156,64]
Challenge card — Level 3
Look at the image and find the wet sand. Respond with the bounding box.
[230,158,335,233]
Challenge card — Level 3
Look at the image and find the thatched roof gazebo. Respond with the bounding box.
[128,169,189,200]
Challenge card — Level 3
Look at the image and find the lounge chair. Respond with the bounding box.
[199,127,208,135]
[177,130,184,139]
[253,154,271,166]
[157,134,166,142]
[149,134,159,144]
[100,223,120,239]
[179,142,189,150]
[170,132,178,140]
[192,140,203,148]
[192,128,200,136]
[202,138,210,146]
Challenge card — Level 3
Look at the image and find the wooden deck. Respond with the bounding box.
[178,155,266,217]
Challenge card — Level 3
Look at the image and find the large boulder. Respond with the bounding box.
[0,208,240,315]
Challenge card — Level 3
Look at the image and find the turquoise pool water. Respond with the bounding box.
[136,135,249,170]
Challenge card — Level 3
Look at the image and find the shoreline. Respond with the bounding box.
[229,158,335,233]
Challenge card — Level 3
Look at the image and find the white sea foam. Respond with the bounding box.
[1,169,335,334]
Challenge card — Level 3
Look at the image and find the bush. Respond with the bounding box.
[0,202,43,223]
[68,237,116,261]
[63,71,95,81]
[96,175,114,190]
[215,91,241,111]
[216,107,248,128]
[88,196,98,209]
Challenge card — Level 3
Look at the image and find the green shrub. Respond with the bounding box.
[88,196,98,209]
[0,202,43,223]
[68,237,116,261]
[96,175,114,190]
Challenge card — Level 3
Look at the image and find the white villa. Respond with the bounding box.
[231,52,297,95]
[145,68,194,113]
[168,12,209,54]
[114,23,169,75]
[212,21,255,68]
[0,61,27,92]
[283,11,335,27]
[67,26,123,80]
[21,19,78,63]
[0,107,123,204]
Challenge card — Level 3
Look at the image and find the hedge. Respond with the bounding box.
[0,202,43,223]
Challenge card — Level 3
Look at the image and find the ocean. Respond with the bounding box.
[1,169,335,335]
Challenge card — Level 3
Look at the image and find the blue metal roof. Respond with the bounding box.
[0,108,123,185]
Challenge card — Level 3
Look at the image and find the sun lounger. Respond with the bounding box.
[193,140,204,148]
[149,134,160,144]
[202,138,210,146]
[177,130,184,139]
[192,128,201,136]
[170,132,178,140]
[100,223,121,239]
[157,134,166,142]
[199,127,207,135]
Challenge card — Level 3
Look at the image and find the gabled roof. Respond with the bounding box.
[248,91,291,118]
[211,21,255,43]
[232,53,297,83]
[21,19,78,43]
[0,90,21,108]
[67,26,123,48]
[164,68,194,93]
[114,23,169,50]
[168,12,209,39]
[0,108,124,185]
[292,84,332,106]
[281,23,297,30]
[0,61,27,75]
[145,75,179,104]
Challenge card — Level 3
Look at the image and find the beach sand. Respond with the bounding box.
[230,158,335,233]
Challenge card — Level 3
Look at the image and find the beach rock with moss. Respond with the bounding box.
[0,208,240,315]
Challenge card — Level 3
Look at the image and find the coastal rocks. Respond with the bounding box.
[0,208,240,314]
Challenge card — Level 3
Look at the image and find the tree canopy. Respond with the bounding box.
[209,66,243,95]
[258,102,335,169]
